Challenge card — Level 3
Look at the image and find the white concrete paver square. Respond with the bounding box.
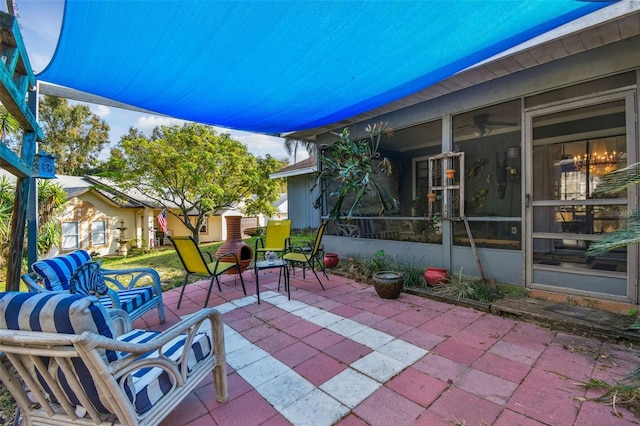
[276,299,308,313]
[223,327,254,354]
[261,292,289,305]
[226,342,270,370]
[377,339,428,364]
[320,368,381,408]
[351,351,408,382]
[327,318,369,338]
[350,327,395,349]
[307,311,343,327]
[236,355,291,388]
[256,369,316,411]
[279,388,350,426]
[291,305,326,320]
[231,295,257,308]
[212,301,237,314]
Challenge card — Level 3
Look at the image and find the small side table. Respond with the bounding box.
[254,259,289,303]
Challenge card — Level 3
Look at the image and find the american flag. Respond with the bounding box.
[157,209,168,233]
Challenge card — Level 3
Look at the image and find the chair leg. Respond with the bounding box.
[236,264,247,295]
[277,268,283,291]
[177,273,191,309]
[309,263,326,290]
[204,276,217,307]
[315,253,329,280]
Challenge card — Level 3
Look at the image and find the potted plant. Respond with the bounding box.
[313,122,399,219]
[372,271,404,299]
[368,250,404,299]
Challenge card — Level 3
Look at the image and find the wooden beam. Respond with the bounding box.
[0,12,42,139]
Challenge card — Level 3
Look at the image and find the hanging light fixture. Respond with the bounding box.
[573,140,620,176]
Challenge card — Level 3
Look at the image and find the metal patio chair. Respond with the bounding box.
[169,236,246,308]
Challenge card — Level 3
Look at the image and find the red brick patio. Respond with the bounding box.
[131,268,639,426]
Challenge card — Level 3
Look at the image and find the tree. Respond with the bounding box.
[38,96,110,175]
[284,138,316,163]
[0,105,21,151]
[0,177,66,281]
[35,180,67,255]
[115,123,284,243]
[93,147,127,177]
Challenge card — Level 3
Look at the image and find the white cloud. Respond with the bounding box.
[134,115,185,135]
[92,104,111,118]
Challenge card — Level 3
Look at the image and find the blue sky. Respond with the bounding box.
[13,0,305,162]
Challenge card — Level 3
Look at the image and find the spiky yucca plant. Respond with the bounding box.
[313,122,399,219]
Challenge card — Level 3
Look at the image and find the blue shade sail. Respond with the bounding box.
[38,1,612,134]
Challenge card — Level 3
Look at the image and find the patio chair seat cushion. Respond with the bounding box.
[97,286,155,313]
[206,260,238,275]
[32,250,92,291]
[0,292,122,413]
[283,252,311,263]
[117,328,213,415]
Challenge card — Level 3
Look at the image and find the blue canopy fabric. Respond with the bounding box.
[38,1,613,134]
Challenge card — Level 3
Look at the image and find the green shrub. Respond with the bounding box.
[398,261,427,288]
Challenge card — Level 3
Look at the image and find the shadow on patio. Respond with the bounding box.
[132,268,640,426]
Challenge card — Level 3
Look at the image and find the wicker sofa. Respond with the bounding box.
[21,250,165,324]
[0,292,227,426]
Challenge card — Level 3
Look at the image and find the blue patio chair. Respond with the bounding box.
[21,249,165,323]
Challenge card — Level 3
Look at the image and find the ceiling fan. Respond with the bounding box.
[456,113,518,137]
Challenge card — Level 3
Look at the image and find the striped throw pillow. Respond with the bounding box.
[32,250,92,291]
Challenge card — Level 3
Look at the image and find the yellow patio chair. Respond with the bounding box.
[170,236,246,308]
[283,221,328,290]
[254,219,291,262]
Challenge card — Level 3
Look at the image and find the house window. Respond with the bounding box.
[61,222,79,250]
[451,100,522,249]
[91,220,106,246]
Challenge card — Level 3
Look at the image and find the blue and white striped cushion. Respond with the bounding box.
[118,328,213,415]
[0,292,121,413]
[98,286,154,313]
[32,250,92,291]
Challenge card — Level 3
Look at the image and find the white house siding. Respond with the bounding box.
[288,174,320,230]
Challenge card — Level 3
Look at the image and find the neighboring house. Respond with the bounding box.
[50,175,259,256]
[285,4,640,310]
[265,193,288,223]
[270,157,320,229]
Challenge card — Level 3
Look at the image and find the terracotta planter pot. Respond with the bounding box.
[445,169,456,179]
[427,193,436,203]
[324,252,339,268]
[372,271,404,299]
[425,267,449,286]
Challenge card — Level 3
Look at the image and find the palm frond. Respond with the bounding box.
[588,209,640,256]
[593,162,640,196]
